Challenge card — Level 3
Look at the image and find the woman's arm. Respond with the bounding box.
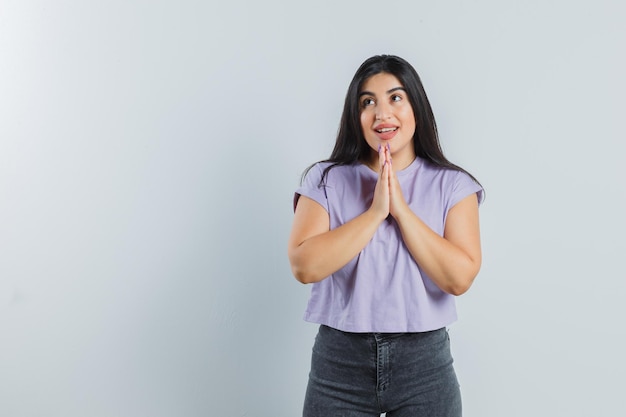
[288,158,393,284]
[369,144,481,295]
[287,195,386,284]
[392,187,482,296]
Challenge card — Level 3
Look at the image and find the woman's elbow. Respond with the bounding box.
[446,264,481,296]
[291,264,328,284]
[288,249,320,284]
[288,247,323,284]
[447,279,474,296]
[291,265,314,284]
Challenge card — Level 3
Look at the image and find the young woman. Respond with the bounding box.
[288,55,484,417]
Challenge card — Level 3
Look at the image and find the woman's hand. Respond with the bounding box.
[369,144,391,220]
[371,144,410,220]
[385,146,410,220]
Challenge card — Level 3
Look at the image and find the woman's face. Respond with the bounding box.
[359,72,416,170]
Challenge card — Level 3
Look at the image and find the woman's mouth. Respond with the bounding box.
[375,126,398,140]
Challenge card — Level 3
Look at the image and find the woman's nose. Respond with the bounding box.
[375,103,392,121]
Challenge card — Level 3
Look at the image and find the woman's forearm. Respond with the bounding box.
[393,197,481,295]
[289,208,385,284]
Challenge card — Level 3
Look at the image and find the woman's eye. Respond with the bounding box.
[391,94,402,102]
[362,98,375,107]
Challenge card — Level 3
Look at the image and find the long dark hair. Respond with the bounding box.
[305,54,481,188]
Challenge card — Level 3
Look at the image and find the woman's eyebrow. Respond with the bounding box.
[358,86,406,97]
[387,86,406,94]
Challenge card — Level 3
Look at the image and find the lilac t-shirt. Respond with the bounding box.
[294,157,483,333]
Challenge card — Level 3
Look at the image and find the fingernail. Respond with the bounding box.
[378,144,381,152]
[387,143,391,152]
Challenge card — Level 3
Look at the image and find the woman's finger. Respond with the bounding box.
[378,144,385,174]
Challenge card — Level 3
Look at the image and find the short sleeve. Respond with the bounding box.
[448,170,484,209]
[293,163,329,212]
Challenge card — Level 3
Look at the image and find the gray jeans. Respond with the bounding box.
[303,325,462,417]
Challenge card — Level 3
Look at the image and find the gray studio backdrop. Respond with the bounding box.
[1,1,624,416]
